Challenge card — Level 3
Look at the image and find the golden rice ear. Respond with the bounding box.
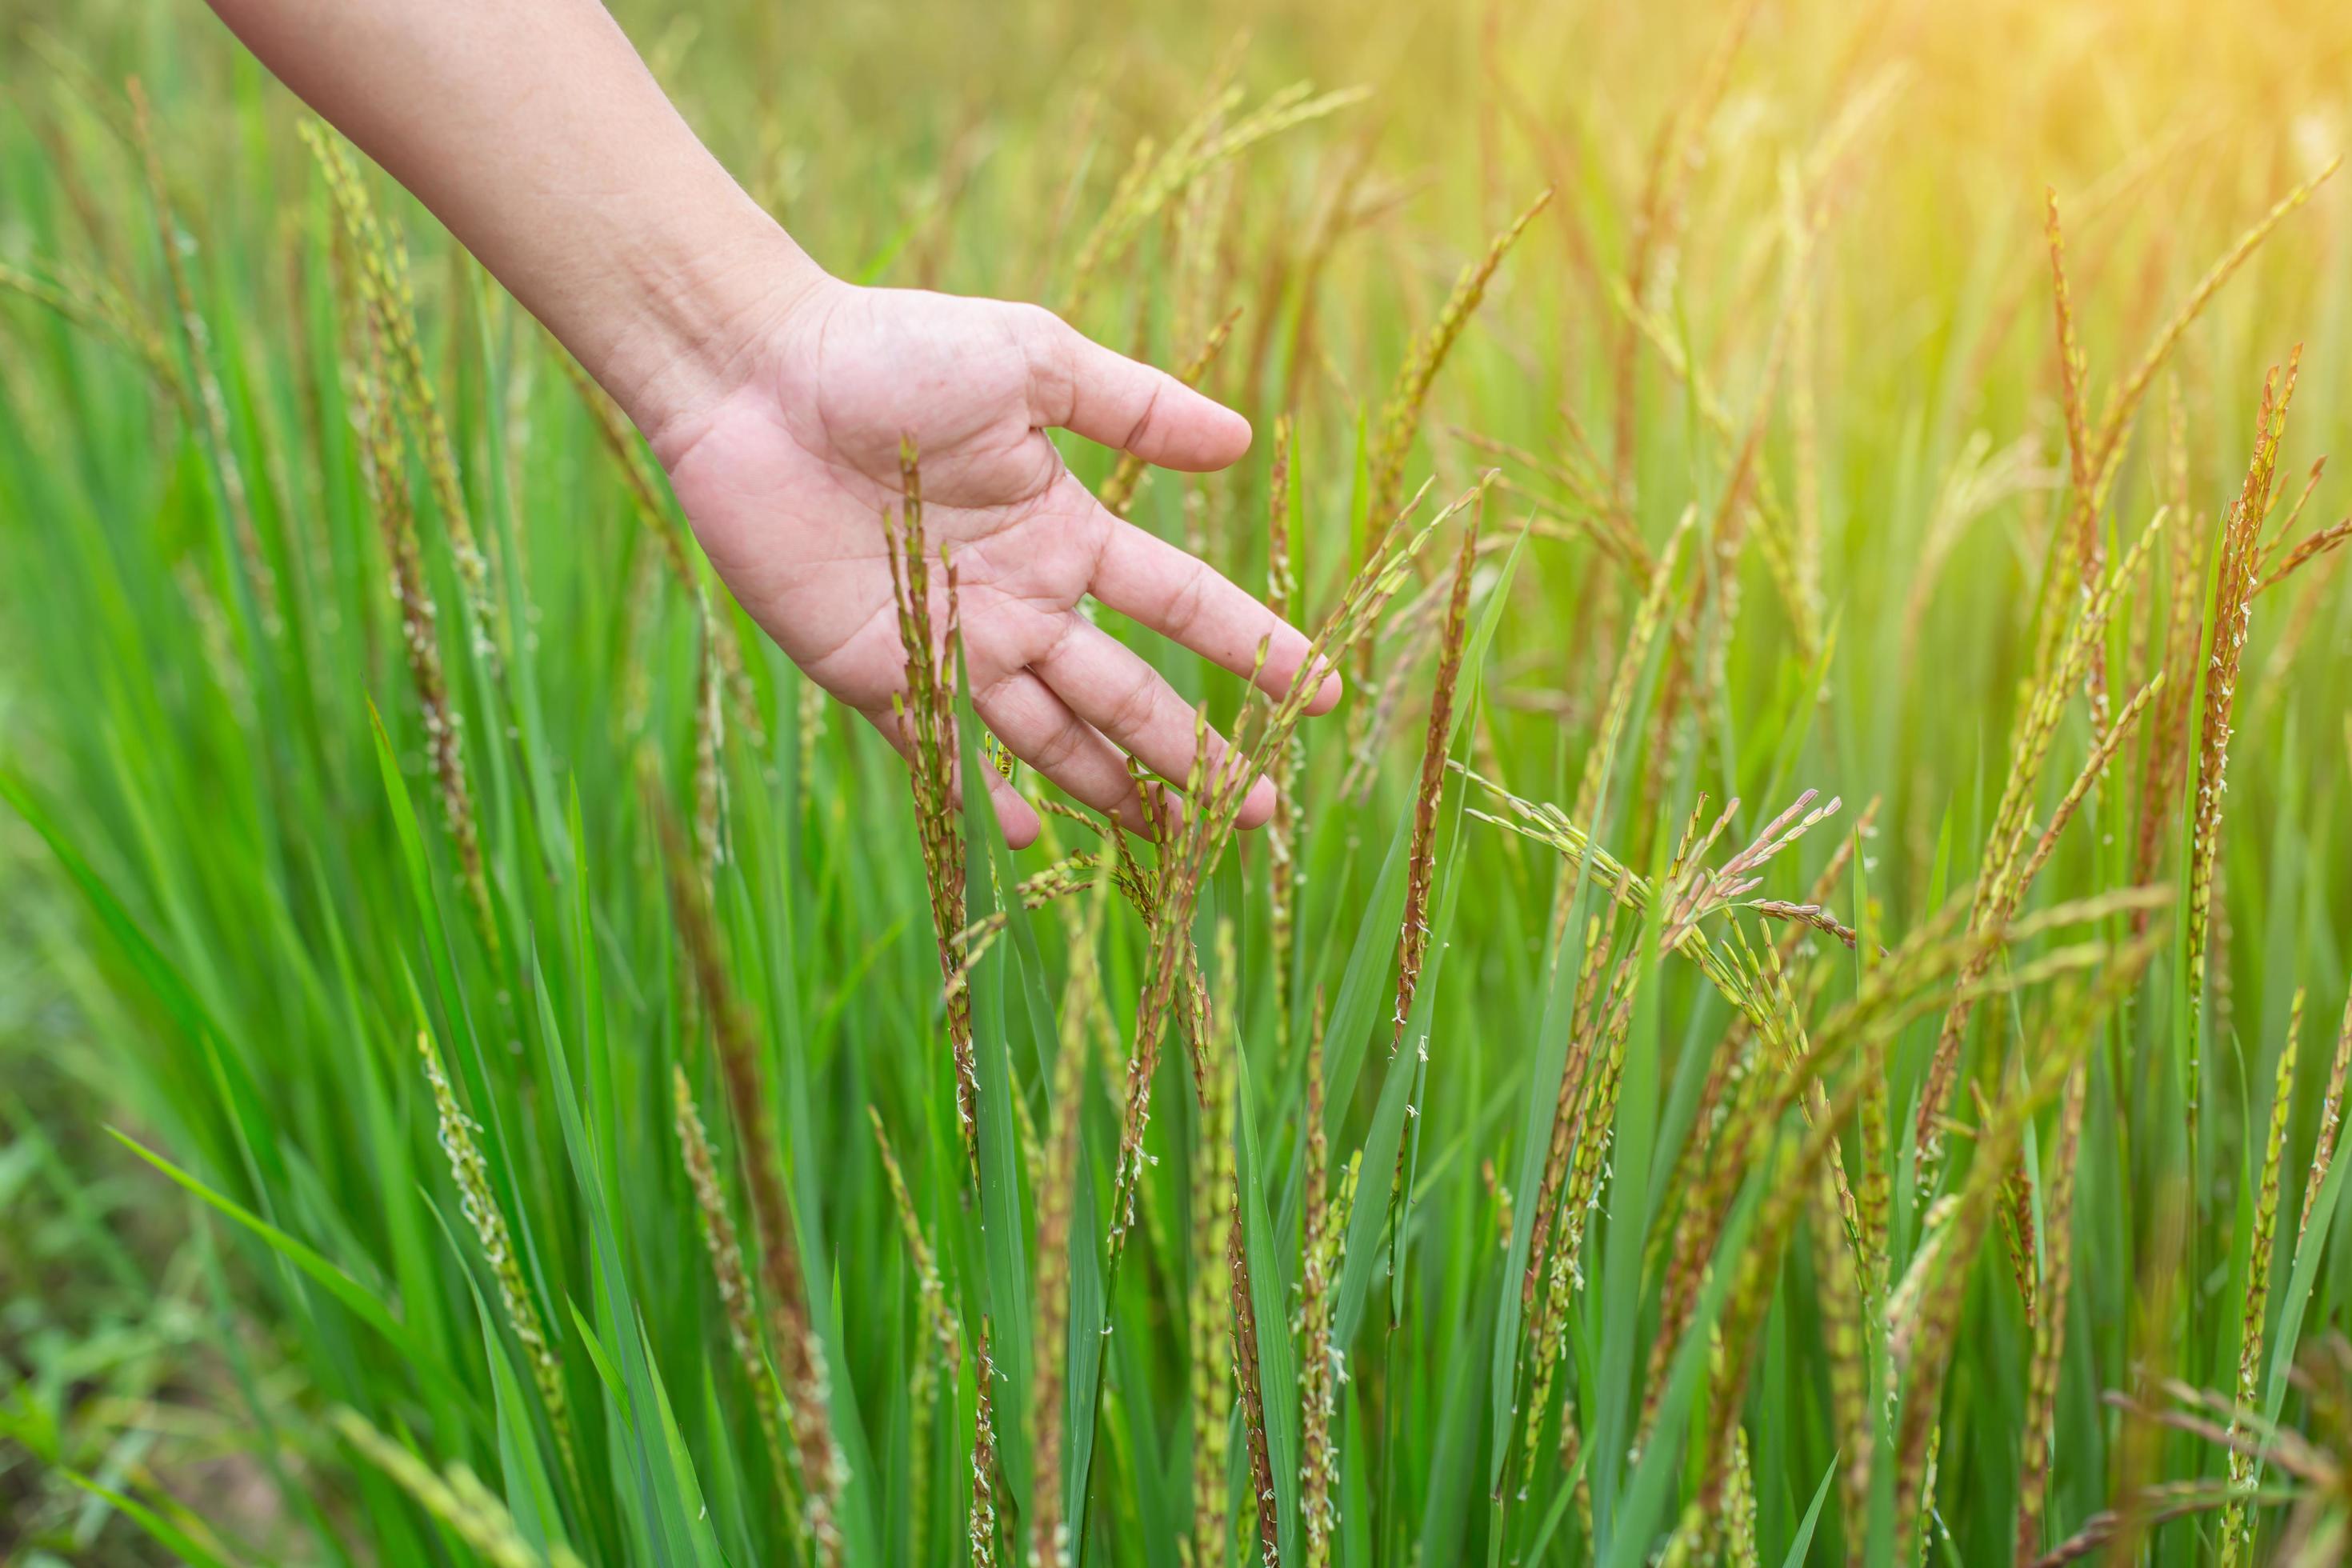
[2214,990,2304,1559]
[314,125,498,958]
[1064,80,1370,316]
[331,1406,590,1568]
[1390,496,1481,1056]
[420,1029,574,1482]
[886,442,983,1179]
[1914,502,2170,1156]
[2184,352,2303,1150]
[299,117,493,662]
[2306,994,2352,1250]
[1365,189,1552,535]
[1184,950,1238,1568]
[1267,415,1304,1058]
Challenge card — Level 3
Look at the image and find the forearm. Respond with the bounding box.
[204,0,818,440]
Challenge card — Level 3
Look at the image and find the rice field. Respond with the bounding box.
[5,0,2352,1563]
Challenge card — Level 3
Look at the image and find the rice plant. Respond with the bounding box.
[6,2,2352,1565]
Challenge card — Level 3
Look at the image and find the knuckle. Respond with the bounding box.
[1121,377,1165,453]
[1035,718,1083,774]
[1106,668,1160,738]
[1165,560,1212,634]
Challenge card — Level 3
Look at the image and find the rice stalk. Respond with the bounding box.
[2221,990,2304,1565]
[1064,79,1369,314]
[1185,975,1237,1568]
[2026,1479,2293,1568]
[2189,354,2302,1059]
[301,119,497,664]
[660,806,843,1559]
[1724,1416,1762,1568]
[130,81,274,634]
[1471,773,1846,1045]
[338,218,496,952]
[2258,514,2351,596]
[2257,457,2328,570]
[1918,1423,1944,1565]
[1298,1138,1355,1568]
[2012,672,2162,898]
[1110,481,1469,1268]
[0,256,183,406]
[1891,948,2162,1555]
[972,1319,1003,1568]
[1296,982,1339,1563]
[2083,158,2340,502]
[560,354,766,745]
[2256,500,2351,685]
[2302,989,2352,1245]
[2044,188,2110,729]
[692,592,730,894]
[2014,1060,2088,1564]
[1808,1154,1872,1536]
[1914,506,2168,1150]
[1610,0,1765,491]
[1365,190,1550,543]
[418,1030,574,1485]
[869,1104,958,1566]
[1552,934,1642,1286]
[680,1066,800,1531]
[1391,504,1481,1054]
[1668,1038,1882,1561]
[2131,378,2202,927]
[1460,405,1631,522]
[1658,903,2162,1547]
[1266,417,1302,1055]
[1514,906,1622,1486]
[331,1407,586,1568]
[1654,802,1872,1266]
[1228,1134,1282,1568]
[885,444,981,1178]
[1028,884,1106,1568]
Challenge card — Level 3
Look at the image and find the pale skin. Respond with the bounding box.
[202,0,1339,848]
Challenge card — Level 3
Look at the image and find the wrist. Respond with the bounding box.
[586,201,830,454]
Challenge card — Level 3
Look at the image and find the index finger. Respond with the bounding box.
[1089,514,1343,715]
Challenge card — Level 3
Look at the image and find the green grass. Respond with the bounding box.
[5,1,2352,1564]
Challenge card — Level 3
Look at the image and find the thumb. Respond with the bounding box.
[1021,306,1252,472]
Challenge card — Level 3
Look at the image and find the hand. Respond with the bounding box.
[199,0,1334,848]
[652,274,1342,848]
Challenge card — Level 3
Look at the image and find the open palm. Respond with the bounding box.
[655,277,1338,846]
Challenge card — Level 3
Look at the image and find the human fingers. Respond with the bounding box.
[1030,619,1278,830]
[1088,512,1342,715]
[1019,306,1253,472]
[852,701,1042,850]
[972,668,1159,837]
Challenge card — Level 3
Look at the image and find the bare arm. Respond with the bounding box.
[205,0,806,442]
[202,0,1338,846]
